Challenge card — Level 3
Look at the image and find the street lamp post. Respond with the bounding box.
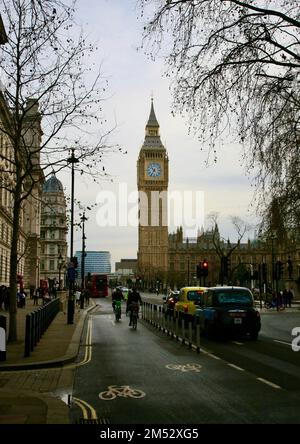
[81,211,87,290]
[58,253,63,290]
[67,148,79,324]
[270,233,276,293]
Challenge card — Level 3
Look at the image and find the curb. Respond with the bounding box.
[0,303,97,372]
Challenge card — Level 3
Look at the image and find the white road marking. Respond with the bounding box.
[207,353,221,360]
[274,340,291,347]
[227,363,245,371]
[257,378,281,389]
[232,341,243,346]
[166,363,202,372]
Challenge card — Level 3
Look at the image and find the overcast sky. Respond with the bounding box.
[57,0,259,271]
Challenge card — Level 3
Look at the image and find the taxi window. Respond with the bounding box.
[216,290,253,306]
[187,290,204,302]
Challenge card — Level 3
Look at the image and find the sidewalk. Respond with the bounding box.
[0,297,96,424]
[254,300,300,313]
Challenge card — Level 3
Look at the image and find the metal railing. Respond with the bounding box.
[24,298,60,357]
[141,302,201,353]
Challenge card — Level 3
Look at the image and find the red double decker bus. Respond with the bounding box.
[86,274,108,298]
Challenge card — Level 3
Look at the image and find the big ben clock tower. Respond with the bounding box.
[137,100,169,284]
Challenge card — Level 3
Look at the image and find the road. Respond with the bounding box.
[70,297,300,424]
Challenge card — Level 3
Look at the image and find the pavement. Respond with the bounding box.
[0,297,97,424]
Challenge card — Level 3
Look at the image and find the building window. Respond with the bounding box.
[50,260,55,270]
[41,260,45,271]
[49,245,55,255]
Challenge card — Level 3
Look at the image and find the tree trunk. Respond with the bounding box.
[8,180,22,343]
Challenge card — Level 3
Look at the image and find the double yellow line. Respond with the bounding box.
[72,317,98,421]
[73,396,98,420]
[77,318,93,367]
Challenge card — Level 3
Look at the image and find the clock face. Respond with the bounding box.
[147,162,162,177]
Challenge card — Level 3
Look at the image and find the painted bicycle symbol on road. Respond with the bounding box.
[166,363,202,373]
[99,385,146,401]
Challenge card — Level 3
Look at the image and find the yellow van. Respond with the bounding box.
[174,287,207,322]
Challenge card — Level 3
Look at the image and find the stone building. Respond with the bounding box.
[137,101,300,296]
[22,99,45,291]
[40,174,68,290]
[0,17,44,291]
[0,92,27,287]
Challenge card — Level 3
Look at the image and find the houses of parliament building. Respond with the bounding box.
[137,101,300,296]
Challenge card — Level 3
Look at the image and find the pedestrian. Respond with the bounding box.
[80,289,85,309]
[84,288,90,306]
[4,287,9,311]
[287,288,294,308]
[17,290,22,308]
[283,289,288,308]
[17,290,26,308]
[156,287,159,297]
[0,285,4,310]
[75,288,81,307]
[43,290,51,304]
[33,288,39,305]
[30,285,35,299]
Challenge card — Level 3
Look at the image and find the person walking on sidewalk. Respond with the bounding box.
[287,288,294,308]
[33,287,40,305]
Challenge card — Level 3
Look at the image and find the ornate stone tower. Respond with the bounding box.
[137,100,169,285]
[40,174,68,290]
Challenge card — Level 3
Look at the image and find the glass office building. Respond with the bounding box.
[75,250,111,277]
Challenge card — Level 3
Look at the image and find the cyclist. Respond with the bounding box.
[112,287,124,316]
[127,288,142,326]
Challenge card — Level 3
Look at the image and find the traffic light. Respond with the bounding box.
[196,262,202,279]
[202,259,208,277]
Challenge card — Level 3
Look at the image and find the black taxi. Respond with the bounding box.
[195,286,261,340]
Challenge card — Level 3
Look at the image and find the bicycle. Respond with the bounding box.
[114,300,122,322]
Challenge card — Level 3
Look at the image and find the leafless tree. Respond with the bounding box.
[207,211,251,283]
[138,0,300,230]
[0,1,119,341]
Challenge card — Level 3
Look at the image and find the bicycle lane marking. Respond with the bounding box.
[99,385,146,401]
[142,319,284,390]
[165,363,202,372]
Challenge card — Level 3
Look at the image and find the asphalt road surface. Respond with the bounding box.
[70,298,300,424]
